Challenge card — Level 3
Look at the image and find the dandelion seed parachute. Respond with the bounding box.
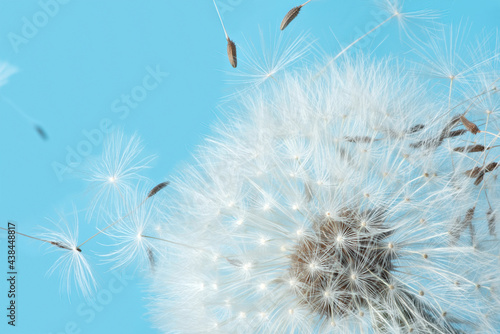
[148,53,500,333]
[100,183,167,271]
[84,131,156,224]
[41,212,96,298]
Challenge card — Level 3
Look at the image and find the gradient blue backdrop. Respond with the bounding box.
[0,1,499,333]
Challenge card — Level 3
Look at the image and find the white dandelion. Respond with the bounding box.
[148,50,500,333]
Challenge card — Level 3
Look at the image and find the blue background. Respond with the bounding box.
[0,0,498,333]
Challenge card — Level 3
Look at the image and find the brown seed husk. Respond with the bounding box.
[147,247,156,271]
[148,181,170,198]
[474,173,485,186]
[344,136,373,143]
[465,167,483,178]
[484,162,498,173]
[450,207,476,245]
[453,144,486,153]
[487,209,496,236]
[460,115,480,134]
[34,125,48,140]
[408,124,425,133]
[227,38,237,68]
[281,6,301,30]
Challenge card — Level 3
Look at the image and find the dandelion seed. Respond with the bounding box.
[85,131,155,223]
[446,129,468,138]
[487,208,496,236]
[147,247,156,271]
[226,38,237,68]
[227,31,313,92]
[407,124,425,133]
[280,1,312,31]
[213,0,237,68]
[34,124,48,140]
[41,211,96,298]
[460,115,480,134]
[344,136,379,143]
[453,144,486,153]
[100,185,163,270]
[1,93,49,141]
[450,207,476,245]
[147,181,170,198]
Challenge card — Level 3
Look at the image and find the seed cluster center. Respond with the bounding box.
[290,208,395,318]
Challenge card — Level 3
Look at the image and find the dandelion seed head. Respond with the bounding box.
[148,26,500,334]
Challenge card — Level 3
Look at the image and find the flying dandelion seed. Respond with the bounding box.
[41,211,96,298]
[148,50,500,332]
[0,63,49,141]
[213,0,237,68]
[226,30,314,94]
[280,1,312,31]
[101,184,163,271]
[84,131,156,224]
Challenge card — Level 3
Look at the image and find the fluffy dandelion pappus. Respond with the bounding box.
[41,211,96,298]
[148,51,500,333]
[84,131,156,224]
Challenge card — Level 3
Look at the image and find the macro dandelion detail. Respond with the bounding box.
[3,1,500,333]
[149,56,500,333]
